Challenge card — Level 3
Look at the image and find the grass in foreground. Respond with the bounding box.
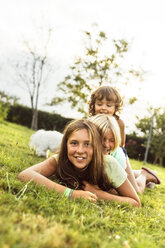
[0,121,165,248]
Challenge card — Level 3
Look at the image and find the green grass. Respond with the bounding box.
[0,120,165,248]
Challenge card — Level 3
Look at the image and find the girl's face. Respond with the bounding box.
[102,130,115,155]
[67,129,93,169]
[94,97,116,116]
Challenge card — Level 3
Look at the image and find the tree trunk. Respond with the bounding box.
[159,157,163,166]
[31,108,38,130]
[153,154,159,164]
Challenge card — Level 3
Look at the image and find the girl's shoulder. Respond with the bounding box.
[104,154,125,170]
[104,155,127,188]
[112,146,125,157]
[116,118,125,128]
[52,153,59,162]
[111,147,126,170]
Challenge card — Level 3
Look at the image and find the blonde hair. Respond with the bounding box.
[89,114,121,152]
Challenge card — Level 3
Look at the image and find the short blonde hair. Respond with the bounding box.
[89,114,121,152]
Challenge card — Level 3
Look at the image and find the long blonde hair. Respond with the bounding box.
[89,114,121,152]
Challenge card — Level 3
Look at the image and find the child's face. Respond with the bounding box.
[102,130,115,155]
[95,97,116,116]
[67,129,93,169]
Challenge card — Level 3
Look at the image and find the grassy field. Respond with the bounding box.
[0,121,165,248]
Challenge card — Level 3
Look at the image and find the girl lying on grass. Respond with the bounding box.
[18,119,141,207]
[88,85,161,192]
[88,114,161,194]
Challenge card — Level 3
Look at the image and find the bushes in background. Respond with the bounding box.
[126,133,154,163]
[0,91,18,121]
[7,105,73,133]
[6,104,161,165]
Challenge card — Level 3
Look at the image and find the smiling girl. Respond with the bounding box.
[89,114,161,194]
[18,119,141,207]
[89,85,125,146]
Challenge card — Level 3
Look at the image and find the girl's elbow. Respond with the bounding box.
[135,200,141,207]
[17,170,28,182]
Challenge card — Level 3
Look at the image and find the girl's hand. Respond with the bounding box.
[72,190,98,202]
[82,181,101,195]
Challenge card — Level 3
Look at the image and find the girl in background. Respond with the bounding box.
[88,86,160,192]
[89,86,125,146]
[18,119,141,207]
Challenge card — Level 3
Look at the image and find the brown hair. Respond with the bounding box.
[88,86,123,119]
[55,119,112,190]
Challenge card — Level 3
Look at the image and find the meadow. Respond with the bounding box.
[0,121,165,248]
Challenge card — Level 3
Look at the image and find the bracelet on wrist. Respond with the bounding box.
[64,187,71,198]
[68,189,74,199]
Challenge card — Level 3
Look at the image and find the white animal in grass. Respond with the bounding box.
[30,129,63,157]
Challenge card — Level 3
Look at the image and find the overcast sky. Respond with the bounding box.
[0,0,165,132]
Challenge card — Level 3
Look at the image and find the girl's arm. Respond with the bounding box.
[116,178,141,206]
[117,120,141,193]
[18,157,97,202]
[117,119,125,147]
[125,159,140,193]
[83,179,141,207]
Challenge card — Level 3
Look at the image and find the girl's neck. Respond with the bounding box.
[73,165,89,173]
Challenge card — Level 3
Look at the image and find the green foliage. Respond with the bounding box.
[129,97,138,104]
[135,108,165,166]
[0,101,9,121]
[50,25,143,116]
[1,121,165,247]
[136,116,152,136]
[0,91,19,121]
[7,104,73,132]
[150,110,165,165]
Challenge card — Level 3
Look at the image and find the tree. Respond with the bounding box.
[150,109,165,166]
[14,21,54,130]
[50,24,143,116]
[136,108,165,166]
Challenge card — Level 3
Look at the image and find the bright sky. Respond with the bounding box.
[0,0,165,132]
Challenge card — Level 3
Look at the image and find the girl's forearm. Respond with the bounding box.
[95,189,141,207]
[126,160,140,193]
[18,170,98,201]
[18,170,67,193]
